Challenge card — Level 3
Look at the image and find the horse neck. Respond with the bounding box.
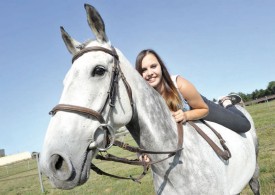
[118,56,178,150]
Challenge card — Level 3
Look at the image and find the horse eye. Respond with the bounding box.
[92,66,106,76]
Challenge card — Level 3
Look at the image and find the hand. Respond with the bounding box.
[171,109,187,123]
[138,154,150,163]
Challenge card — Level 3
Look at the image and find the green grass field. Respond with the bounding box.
[0,101,274,194]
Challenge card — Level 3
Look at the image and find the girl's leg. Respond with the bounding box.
[201,96,251,133]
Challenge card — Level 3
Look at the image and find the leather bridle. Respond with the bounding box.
[49,45,134,151]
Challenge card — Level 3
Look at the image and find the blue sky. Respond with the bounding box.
[0,1,274,155]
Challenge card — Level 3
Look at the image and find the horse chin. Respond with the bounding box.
[48,149,94,190]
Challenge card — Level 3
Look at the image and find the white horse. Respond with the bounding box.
[39,4,260,195]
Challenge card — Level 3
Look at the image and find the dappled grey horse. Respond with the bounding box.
[39,4,260,194]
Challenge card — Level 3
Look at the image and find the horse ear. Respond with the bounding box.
[84,4,109,43]
[60,26,81,55]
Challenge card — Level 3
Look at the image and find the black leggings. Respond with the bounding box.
[201,96,251,133]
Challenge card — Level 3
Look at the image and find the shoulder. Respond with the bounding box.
[171,75,196,94]
[175,76,192,90]
[176,76,200,101]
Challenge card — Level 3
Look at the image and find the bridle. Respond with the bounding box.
[49,45,134,151]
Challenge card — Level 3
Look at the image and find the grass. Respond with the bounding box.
[241,100,275,195]
[0,101,274,194]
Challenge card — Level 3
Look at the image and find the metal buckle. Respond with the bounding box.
[89,124,115,151]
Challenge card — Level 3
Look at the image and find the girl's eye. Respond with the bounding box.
[141,68,147,73]
[92,66,106,76]
[151,64,157,68]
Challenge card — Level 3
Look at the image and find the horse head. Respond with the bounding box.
[39,4,134,189]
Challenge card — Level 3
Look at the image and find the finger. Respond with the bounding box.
[142,154,150,162]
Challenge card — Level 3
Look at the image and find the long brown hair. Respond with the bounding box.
[135,49,182,111]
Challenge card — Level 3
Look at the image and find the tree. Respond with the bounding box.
[215,81,275,102]
[267,81,275,94]
[252,90,259,99]
[238,92,250,102]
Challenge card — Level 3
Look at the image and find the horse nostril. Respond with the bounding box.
[55,155,66,170]
[50,154,73,181]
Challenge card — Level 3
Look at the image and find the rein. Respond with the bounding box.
[189,120,231,160]
[91,122,183,183]
[91,120,231,183]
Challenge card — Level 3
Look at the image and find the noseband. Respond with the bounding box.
[49,45,134,151]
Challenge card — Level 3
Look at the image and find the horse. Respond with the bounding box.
[39,4,260,195]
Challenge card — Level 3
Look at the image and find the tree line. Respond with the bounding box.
[212,81,275,102]
[236,81,275,102]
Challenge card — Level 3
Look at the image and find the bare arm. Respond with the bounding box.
[172,76,209,122]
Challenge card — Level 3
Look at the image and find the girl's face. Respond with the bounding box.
[141,53,163,90]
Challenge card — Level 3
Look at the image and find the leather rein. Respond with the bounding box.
[48,45,230,183]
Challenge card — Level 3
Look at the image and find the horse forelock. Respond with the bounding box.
[74,38,111,50]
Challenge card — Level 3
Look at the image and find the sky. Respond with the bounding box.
[0,0,274,155]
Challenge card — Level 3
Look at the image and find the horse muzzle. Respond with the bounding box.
[40,149,94,189]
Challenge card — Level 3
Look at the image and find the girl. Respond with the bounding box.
[135,49,251,132]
